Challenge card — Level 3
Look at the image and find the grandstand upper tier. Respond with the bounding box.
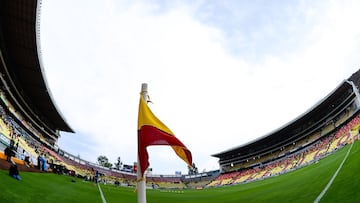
[213,70,360,172]
[0,0,73,146]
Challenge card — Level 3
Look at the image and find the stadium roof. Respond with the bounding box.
[0,0,74,138]
[212,69,360,160]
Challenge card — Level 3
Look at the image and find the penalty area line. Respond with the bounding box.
[313,141,354,203]
[97,183,107,203]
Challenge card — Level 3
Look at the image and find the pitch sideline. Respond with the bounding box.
[97,183,107,203]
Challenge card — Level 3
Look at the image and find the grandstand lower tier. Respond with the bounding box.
[1,110,360,189]
[206,119,360,188]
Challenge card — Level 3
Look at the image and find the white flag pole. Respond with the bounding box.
[137,83,148,203]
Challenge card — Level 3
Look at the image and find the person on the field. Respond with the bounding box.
[9,162,21,180]
[95,170,100,183]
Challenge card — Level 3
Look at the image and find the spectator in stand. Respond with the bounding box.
[22,150,30,167]
[4,146,14,162]
[9,162,21,180]
[40,154,47,171]
[37,154,41,170]
[10,138,15,148]
[15,141,19,151]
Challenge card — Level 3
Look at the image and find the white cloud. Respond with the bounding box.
[40,0,360,174]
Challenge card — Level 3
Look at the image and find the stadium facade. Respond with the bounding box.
[0,0,73,150]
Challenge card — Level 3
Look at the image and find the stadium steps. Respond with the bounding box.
[314,148,327,159]
[0,119,10,137]
[206,179,220,187]
[0,118,39,163]
[186,180,212,189]
[261,169,271,178]
[295,155,306,167]
[338,133,351,145]
[281,162,291,173]
[251,170,267,180]
[327,134,346,153]
[234,171,255,184]
[153,181,186,189]
[267,165,283,177]
[220,178,234,186]
[300,151,318,165]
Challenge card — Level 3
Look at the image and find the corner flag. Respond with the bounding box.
[137,94,192,177]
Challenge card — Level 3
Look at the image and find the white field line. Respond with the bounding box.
[313,141,354,203]
[97,183,107,203]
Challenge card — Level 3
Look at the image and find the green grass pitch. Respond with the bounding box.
[1,141,359,203]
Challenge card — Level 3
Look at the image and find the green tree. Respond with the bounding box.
[114,156,123,170]
[97,155,109,167]
[104,162,113,168]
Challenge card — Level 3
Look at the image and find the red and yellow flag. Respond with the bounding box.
[137,95,192,177]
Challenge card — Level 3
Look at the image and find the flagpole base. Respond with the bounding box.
[137,179,146,203]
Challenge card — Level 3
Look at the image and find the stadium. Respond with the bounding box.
[1,1,360,203]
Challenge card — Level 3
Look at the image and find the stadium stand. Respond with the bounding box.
[208,100,360,187]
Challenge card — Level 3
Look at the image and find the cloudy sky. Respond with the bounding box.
[39,0,360,174]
